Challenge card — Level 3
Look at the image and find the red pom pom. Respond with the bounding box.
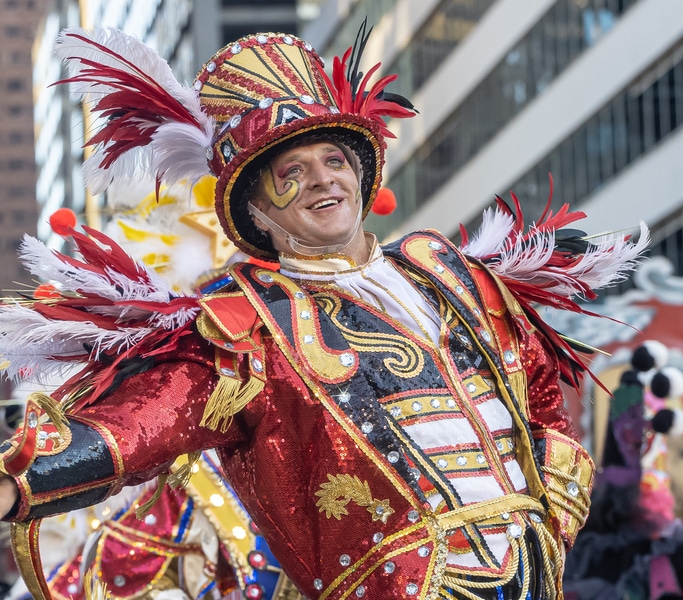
[49,208,77,236]
[371,187,397,216]
[33,283,60,300]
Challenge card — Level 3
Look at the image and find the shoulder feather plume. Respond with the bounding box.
[459,176,650,392]
[54,27,214,194]
[460,177,650,301]
[0,228,200,390]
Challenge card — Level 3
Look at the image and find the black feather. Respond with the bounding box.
[347,18,373,101]
[378,90,419,113]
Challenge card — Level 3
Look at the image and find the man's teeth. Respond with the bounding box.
[311,199,340,210]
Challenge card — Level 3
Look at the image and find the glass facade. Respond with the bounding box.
[322,0,398,60]
[387,0,495,98]
[501,42,683,227]
[323,0,495,100]
[219,0,298,44]
[367,0,637,239]
[650,216,683,278]
[468,38,683,297]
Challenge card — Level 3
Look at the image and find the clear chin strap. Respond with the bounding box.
[247,201,363,257]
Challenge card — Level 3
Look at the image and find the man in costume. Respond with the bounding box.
[0,24,648,600]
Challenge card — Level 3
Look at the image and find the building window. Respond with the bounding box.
[508,43,683,222]
[373,0,637,241]
[222,22,298,42]
[6,79,23,91]
[9,132,26,144]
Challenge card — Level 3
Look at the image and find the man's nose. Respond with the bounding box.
[308,159,333,187]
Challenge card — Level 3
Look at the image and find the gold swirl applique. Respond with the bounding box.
[315,474,395,524]
[316,294,424,378]
[253,270,357,383]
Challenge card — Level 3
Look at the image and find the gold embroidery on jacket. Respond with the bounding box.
[316,294,425,378]
[315,474,394,524]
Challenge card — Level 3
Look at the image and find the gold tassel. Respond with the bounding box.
[168,450,201,489]
[135,474,168,519]
[200,375,264,433]
[29,392,68,437]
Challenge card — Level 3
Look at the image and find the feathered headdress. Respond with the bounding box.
[54,23,417,260]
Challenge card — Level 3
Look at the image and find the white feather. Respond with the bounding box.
[19,234,180,305]
[0,300,199,385]
[54,27,214,195]
[485,221,650,298]
[0,303,154,383]
[3,235,201,384]
[564,222,651,292]
[494,229,560,281]
[460,207,514,258]
[55,27,189,111]
[82,145,153,195]
[151,120,215,186]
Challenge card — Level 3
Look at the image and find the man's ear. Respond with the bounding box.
[248,201,271,233]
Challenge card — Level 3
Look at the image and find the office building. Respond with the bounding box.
[0,0,45,289]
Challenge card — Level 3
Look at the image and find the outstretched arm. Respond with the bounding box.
[0,331,244,522]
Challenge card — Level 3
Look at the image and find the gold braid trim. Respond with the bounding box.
[10,520,51,600]
[83,570,110,600]
[542,464,591,525]
[167,450,202,490]
[135,474,169,519]
[134,450,203,519]
[28,393,68,437]
[529,518,563,599]
[272,572,306,600]
[440,516,565,599]
[442,539,521,599]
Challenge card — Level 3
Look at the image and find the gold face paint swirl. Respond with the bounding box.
[263,167,300,209]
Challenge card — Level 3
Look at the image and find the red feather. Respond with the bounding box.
[54,33,202,173]
[70,226,152,285]
[317,47,415,139]
[461,175,645,395]
[32,302,118,330]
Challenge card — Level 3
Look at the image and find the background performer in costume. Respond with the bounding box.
[564,342,683,599]
[0,23,648,600]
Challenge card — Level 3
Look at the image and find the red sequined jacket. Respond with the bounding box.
[1,231,593,600]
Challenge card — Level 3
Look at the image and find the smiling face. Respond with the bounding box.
[251,141,369,261]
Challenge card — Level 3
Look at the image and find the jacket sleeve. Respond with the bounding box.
[517,313,595,548]
[0,331,246,521]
